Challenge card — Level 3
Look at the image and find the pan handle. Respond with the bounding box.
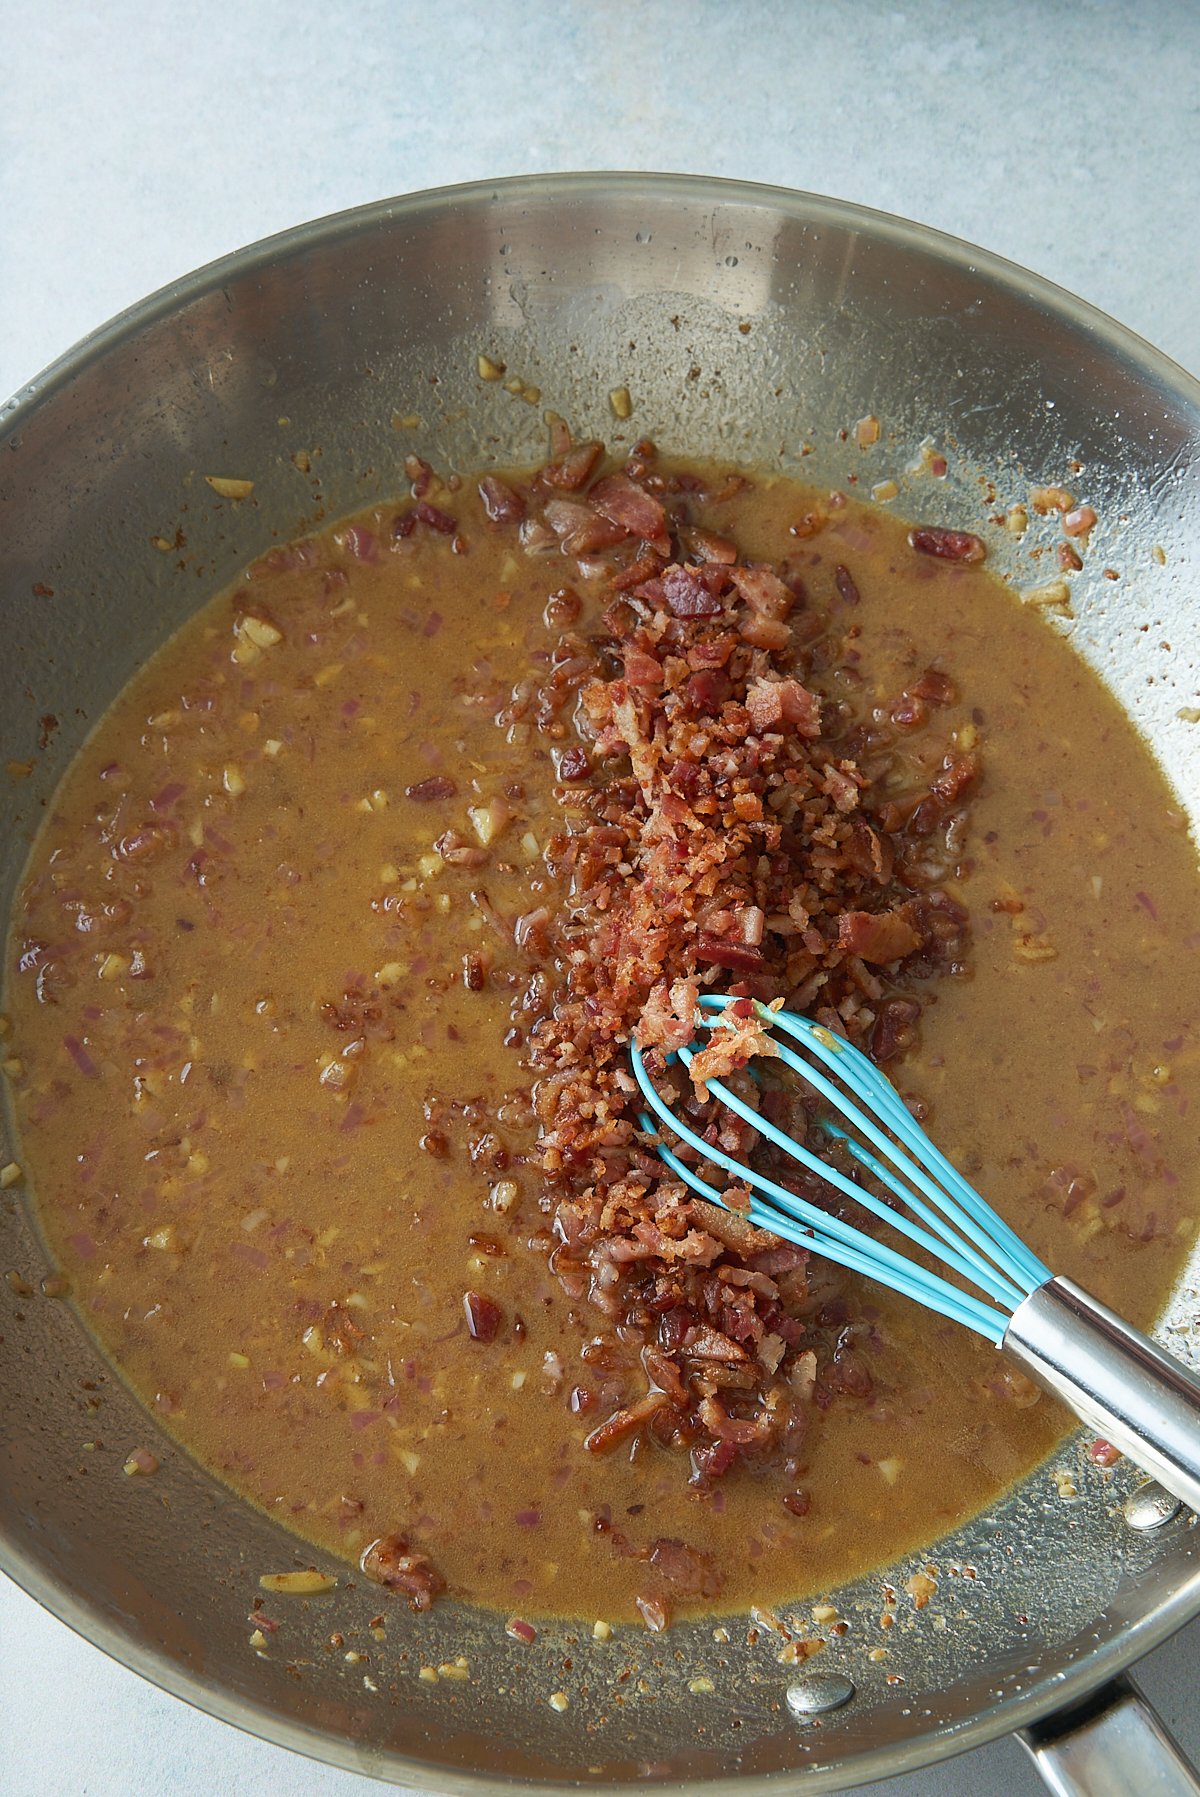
[1003,1276,1200,1514]
[1018,1673,1200,1796]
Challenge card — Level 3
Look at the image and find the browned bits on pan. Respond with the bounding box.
[908,526,986,563]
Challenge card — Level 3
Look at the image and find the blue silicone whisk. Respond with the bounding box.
[631,993,1200,1513]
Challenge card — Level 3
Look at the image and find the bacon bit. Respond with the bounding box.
[405,775,457,802]
[360,1535,445,1610]
[687,1007,780,1096]
[544,498,628,555]
[623,646,665,688]
[745,676,821,736]
[340,523,380,563]
[728,563,794,619]
[910,668,956,705]
[908,526,986,563]
[479,475,525,524]
[584,1391,668,1453]
[1063,504,1097,538]
[837,908,920,963]
[464,1290,503,1341]
[589,474,668,540]
[1058,542,1083,573]
[689,527,738,564]
[1089,1438,1121,1467]
[694,934,765,973]
[855,414,880,448]
[505,1616,537,1644]
[415,500,456,534]
[834,563,860,603]
[663,566,725,617]
[543,442,603,491]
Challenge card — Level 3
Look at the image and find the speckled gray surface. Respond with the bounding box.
[2,2,1199,1792]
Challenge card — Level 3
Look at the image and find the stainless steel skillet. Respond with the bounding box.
[2,173,1200,1795]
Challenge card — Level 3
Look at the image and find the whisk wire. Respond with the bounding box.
[646,1127,1007,1337]
[704,1026,1030,1309]
[629,995,1054,1346]
[676,1039,1024,1309]
[757,1002,1050,1294]
[630,1045,1013,1342]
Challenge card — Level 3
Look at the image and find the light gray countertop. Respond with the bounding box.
[2,3,1199,1792]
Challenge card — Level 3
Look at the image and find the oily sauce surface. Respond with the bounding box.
[7,465,1200,1622]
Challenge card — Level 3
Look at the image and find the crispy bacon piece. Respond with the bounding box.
[543,442,603,490]
[464,1290,503,1340]
[728,563,794,619]
[837,907,921,963]
[909,526,986,563]
[745,676,821,736]
[478,475,525,524]
[360,1534,446,1611]
[588,474,668,541]
[663,565,725,617]
[686,1006,780,1095]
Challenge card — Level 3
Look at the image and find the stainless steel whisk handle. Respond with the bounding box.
[1005,1276,1200,1516]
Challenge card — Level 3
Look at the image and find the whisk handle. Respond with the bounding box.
[1005,1276,1200,1516]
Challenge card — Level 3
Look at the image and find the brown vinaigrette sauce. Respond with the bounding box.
[6,450,1200,1626]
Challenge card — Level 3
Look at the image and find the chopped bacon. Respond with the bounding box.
[415,501,456,535]
[663,566,725,617]
[623,647,665,688]
[498,446,981,1489]
[584,1391,668,1453]
[837,907,921,963]
[543,442,603,490]
[686,1007,780,1095]
[728,563,794,619]
[405,775,457,802]
[745,676,821,737]
[360,1534,446,1611]
[478,475,525,524]
[636,977,700,1054]
[464,1290,503,1340]
[544,498,629,556]
[588,474,668,541]
[909,526,986,563]
[694,933,765,973]
[646,1537,721,1597]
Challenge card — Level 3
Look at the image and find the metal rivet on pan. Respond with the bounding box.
[786,1673,856,1720]
[1123,1481,1183,1531]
